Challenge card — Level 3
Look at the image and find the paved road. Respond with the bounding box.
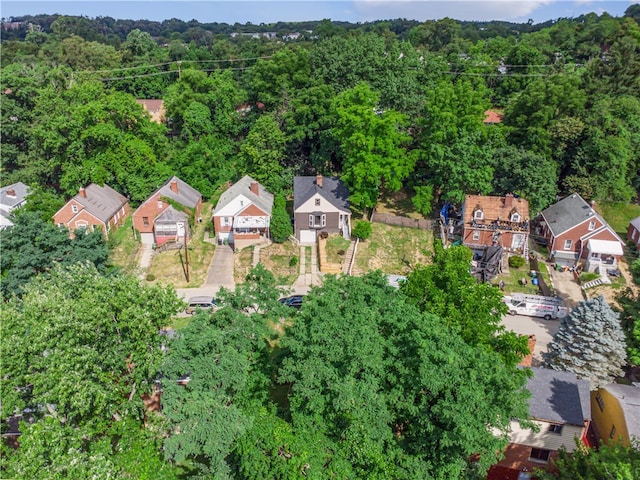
[501,313,560,366]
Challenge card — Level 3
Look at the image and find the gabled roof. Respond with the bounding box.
[484,109,503,124]
[463,194,529,224]
[293,176,350,212]
[0,182,29,209]
[213,175,274,216]
[154,205,188,224]
[527,367,591,426]
[601,383,640,439]
[540,193,604,237]
[136,99,164,113]
[154,176,201,209]
[71,184,127,223]
[630,216,640,231]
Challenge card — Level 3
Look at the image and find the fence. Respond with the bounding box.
[371,212,432,230]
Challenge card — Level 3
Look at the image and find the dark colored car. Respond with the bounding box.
[279,295,304,309]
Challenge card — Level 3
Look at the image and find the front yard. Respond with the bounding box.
[354,222,433,274]
[108,216,142,275]
[236,241,299,285]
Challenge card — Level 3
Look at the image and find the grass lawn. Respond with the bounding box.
[596,202,640,237]
[234,245,255,283]
[354,223,433,274]
[256,241,299,285]
[304,246,311,270]
[494,267,542,295]
[325,234,351,264]
[376,188,424,220]
[108,216,141,275]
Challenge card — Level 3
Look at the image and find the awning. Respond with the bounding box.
[588,239,623,256]
[552,251,578,260]
[233,215,268,229]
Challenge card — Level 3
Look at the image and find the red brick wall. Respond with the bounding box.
[53,200,85,226]
[462,227,525,250]
[493,443,559,476]
[132,193,167,234]
[628,224,640,248]
[547,218,603,255]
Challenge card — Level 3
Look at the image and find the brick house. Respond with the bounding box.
[293,175,351,244]
[212,175,273,250]
[539,193,624,270]
[0,181,29,228]
[53,184,129,238]
[628,216,640,250]
[132,177,202,246]
[488,367,591,479]
[462,194,530,258]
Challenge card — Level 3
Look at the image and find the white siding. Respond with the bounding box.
[508,420,584,452]
[298,194,347,214]
[216,194,252,216]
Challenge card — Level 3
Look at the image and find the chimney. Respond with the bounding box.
[170,180,178,194]
[504,193,514,207]
[79,187,87,198]
[6,189,16,198]
[316,175,323,188]
[250,181,259,196]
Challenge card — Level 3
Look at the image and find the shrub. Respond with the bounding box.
[289,256,298,267]
[630,258,640,285]
[352,220,372,240]
[579,272,600,283]
[508,255,526,269]
[270,195,292,243]
[146,273,156,281]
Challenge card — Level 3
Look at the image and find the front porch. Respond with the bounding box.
[585,239,623,273]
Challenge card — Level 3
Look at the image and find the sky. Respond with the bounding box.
[2,1,638,25]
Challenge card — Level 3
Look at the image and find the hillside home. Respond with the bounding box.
[0,182,29,228]
[212,175,274,249]
[488,367,591,479]
[539,193,624,271]
[462,194,530,257]
[591,383,640,448]
[132,177,202,246]
[628,216,640,250]
[293,175,350,244]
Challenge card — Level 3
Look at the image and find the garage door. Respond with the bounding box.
[140,232,155,244]
[299,229,316,244]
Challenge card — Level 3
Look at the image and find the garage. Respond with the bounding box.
[299,229,316,244]
[140,232,155,244]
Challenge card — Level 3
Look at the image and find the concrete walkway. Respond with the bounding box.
[137,243,154,278]
[290,244,322,293]
[205,244,235,290]
[546,263,584,308]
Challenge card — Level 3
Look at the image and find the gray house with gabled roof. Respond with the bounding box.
[293,175,350,244]
[0,182,29,228]
[212,175,274,248]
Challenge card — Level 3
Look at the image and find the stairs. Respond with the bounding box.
[581,275,612,290]
[342,240,357,275]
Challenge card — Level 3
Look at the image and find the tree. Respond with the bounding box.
[331,82,414,209]
[616,288,640,366]
[411,184,434,217]
[270,194,292,243]
[401,242,529,368]
[352,220,372,240]
[0,211,109,299]
[536,439,640,480]
[544,296,627,389]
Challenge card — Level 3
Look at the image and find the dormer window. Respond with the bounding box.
[474,210,483,220]
[511,213,521,223]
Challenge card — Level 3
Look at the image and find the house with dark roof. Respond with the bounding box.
[212,175,274,249]
[461,194,530,257]
[539,193,624,271]
[628,216,640,250]
[0,182,29,228]
[488,367,591,479]
[53,184,129,238]
[591,383,640,448]
[132,177,202,246]
[293,175,350,244]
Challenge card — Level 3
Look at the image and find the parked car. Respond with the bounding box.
[185,296,217,315]
[279,295,304,309]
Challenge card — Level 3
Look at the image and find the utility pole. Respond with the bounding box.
[184,223,190,283]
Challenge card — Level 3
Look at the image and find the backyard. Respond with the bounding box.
[108,216,142,275]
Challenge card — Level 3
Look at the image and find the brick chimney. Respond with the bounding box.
[316,175,323,188]
[170,180,178,194]
[250,181,259,196]
[79,187,87,198]
[6,189,16,198]
[504,193,514,208]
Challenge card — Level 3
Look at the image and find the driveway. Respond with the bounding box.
[204,244,235,290]
[546,263,584,308]
[501,313,560,366]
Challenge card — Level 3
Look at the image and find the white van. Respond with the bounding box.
[503,294,568,320]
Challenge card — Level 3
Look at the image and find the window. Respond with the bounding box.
[609,425,617,439]
[321,214,326,227]
[143,216,150,227]
[240,200,244,207]
[71,204,78,213]
[588,221,596,231]
[511,213,521,222]
[157,200,163,209]
[223,217,231,226]
[309,214,326,228]
[596,393,605,412]
[474,210,483,220]
[315,198,321,206]
[564,239,573,250]
[548,424,563,434]
[309,215,314,228]
[472,231,480,241]
[529,448,550,463]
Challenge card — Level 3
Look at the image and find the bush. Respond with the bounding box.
[579,272,600,283]
[289,256,298,267]
[270,195,292,243]
[146,273,156,281]
[508,255,526,269]
[352,220,372,240]
[631,258,640,285]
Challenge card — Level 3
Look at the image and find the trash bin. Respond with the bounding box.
[532,277,539,286]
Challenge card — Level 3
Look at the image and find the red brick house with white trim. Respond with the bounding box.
[132,177,202,246]
[628,216,640,250]
[539,193,624,271]
[53,184,129,238]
